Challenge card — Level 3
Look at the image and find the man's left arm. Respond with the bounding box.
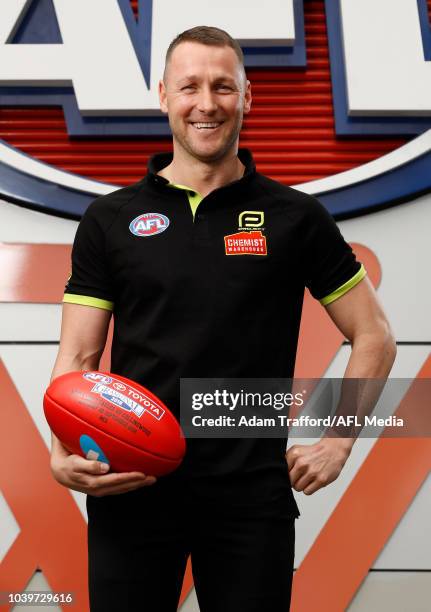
[286,276,397,495]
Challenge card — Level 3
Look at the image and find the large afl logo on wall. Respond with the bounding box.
[0,0,430,218]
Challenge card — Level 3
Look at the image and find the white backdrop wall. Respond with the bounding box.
[1,193,430,611]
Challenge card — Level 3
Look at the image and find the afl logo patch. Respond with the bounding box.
[129,213,170,237]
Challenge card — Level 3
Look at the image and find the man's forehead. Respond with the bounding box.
[167,42,241,77]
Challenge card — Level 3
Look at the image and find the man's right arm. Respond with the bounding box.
[50,303,156,496]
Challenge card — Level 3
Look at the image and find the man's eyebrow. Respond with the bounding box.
[175,75,237,85]
[176,75,199,84]
[213,76,236,84]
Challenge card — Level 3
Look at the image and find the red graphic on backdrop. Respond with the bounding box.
[3,243,429,612]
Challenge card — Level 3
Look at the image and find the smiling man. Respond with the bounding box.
[157,35,250,187]
[50,26,396,612]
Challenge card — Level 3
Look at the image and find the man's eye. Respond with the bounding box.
[181,85,195,91]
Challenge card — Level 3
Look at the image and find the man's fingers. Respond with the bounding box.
[285,444,303,471]
[288,459,308,487]
[87,471,156,491]
[69,455,109,475]
[303,480,322,496]
[65,455,158,493]
[292,471,314,493]
[94,471,151,486]
[89,475,157,497]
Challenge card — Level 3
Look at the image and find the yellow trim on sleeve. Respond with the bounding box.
[63,293,114,311]
[320,264,367,306]
[167,183,203,218]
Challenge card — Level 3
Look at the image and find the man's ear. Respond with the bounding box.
[243,79,252,114]
[159,79,168,114]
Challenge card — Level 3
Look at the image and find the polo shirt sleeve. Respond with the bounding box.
[302,196,366,306]
[63,202,114,311]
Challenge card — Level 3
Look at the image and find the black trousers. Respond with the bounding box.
[87,480,296,612]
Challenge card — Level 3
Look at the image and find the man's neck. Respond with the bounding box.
[157,146,245,198]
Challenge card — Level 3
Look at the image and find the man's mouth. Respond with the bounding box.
[190,121,223,130]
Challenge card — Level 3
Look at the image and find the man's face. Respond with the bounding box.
[159,41,251,163]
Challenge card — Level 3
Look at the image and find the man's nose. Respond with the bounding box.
[196,86,218,114]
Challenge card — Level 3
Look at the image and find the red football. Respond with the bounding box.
[44,370,186,476]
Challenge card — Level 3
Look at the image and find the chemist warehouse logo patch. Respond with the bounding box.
[224,211,267,256]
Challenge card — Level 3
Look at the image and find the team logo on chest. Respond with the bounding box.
[129,213,170,237]
[224,211,267,256]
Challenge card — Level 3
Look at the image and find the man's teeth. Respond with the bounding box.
[192,122,221,129]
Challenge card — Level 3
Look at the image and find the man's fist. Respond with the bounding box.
[286,438,353,495]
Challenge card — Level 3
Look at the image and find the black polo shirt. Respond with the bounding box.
[64,148,365,516]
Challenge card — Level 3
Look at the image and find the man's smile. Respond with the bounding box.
[190,121,224,130]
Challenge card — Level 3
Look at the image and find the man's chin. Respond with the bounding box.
[172,131,239,164]
[186,142,233,163]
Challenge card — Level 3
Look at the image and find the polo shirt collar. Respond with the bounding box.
[146,148,256,190]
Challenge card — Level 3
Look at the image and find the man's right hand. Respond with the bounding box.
[49,304,157,497]
[50,438,157,497]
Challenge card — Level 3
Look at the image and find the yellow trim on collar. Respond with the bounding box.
[167,183,203,218]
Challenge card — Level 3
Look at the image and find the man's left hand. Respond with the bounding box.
[285,438,353,495]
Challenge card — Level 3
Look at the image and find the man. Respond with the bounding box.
[50,26,396,611]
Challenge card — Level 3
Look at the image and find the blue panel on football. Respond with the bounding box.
[79,434,109,464]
